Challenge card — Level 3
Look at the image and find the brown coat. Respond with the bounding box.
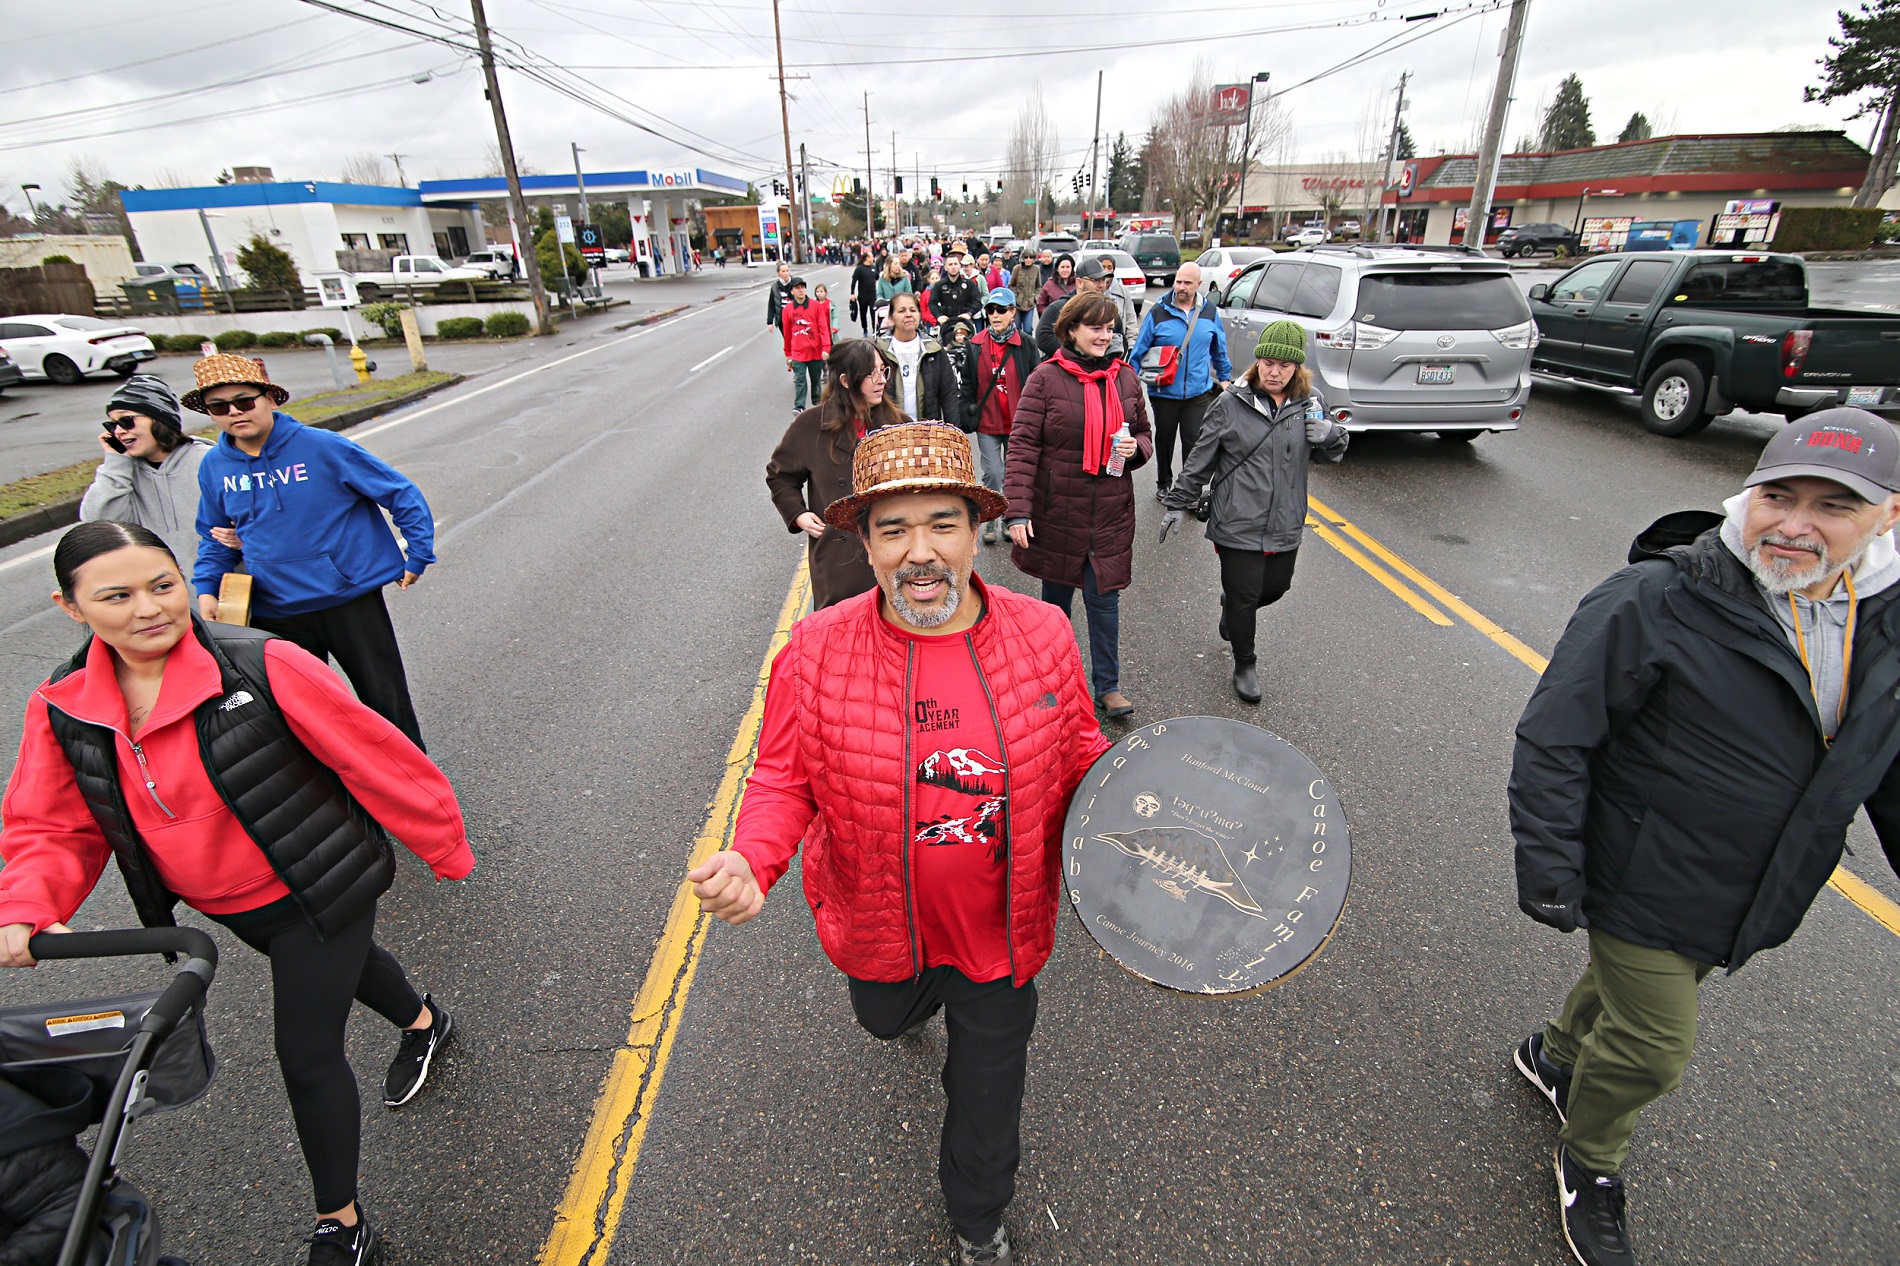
[765,405,910,608]
[1003,352,1153,592]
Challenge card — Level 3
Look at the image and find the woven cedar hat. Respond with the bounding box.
[181,352,291,414]
[823,422,1008,531]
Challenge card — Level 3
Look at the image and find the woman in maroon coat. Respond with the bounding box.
[1003,291,1152,718]
[766,339,911,608]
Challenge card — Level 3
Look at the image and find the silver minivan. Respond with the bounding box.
[1216,244,1537,440]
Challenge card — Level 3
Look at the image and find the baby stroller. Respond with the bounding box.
[0,928,218,1266]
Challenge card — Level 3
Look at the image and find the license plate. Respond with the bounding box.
[1848,386,1884,406]
[1416,364,1455,384]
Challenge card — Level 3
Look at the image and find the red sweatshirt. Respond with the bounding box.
[0,632,473,934]
[780,298,831,363]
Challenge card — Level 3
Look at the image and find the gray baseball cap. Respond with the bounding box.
[1744,408,1900,503]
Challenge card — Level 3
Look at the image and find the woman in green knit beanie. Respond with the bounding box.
[1156,318,1348,704]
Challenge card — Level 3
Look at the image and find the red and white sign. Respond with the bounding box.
[1211,84,1253,125]
[1397,163,1418,197]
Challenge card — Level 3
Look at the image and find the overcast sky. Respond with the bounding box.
[0,0,1873,218]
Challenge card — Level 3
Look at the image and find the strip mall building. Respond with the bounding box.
[1383,131,1881,249]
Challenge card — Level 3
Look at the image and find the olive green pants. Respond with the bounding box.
[1542,929,1716,1175]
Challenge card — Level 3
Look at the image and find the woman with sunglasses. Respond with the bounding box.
[79,374,222,593]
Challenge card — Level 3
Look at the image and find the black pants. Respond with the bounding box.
[849,967,1039,1242]
[216,900,424,1213]
[1150,391,1212,489]
[255,588,423,749]
[1216,545,1300,665]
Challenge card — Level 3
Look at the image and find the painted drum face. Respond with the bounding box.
[1062,715,1351,995]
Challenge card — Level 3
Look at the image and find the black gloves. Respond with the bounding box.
[1519,897,1589,934]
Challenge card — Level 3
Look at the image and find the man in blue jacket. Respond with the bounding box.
[1127,261,1232,500]
[186,354,436,747]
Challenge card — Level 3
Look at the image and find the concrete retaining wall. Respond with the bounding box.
[117,300,541,340]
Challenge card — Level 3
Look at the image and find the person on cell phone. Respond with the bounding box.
[80,374,227,597]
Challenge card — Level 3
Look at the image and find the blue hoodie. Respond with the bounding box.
[1128,293,1233,400]
[194,412,436,618]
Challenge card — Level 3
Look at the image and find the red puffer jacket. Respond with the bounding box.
[1004,351,1153,592]
[740,576,1109,985]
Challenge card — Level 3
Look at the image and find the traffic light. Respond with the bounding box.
[931,177,941,199]
[962,182,969,196]
[894,175,904,194]
[996,179,1005,193]
[853,177,862,194]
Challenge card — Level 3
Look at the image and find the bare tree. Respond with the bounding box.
[1003,86,1062,234]
[339,152,392,185]
[1145,64,1287,234]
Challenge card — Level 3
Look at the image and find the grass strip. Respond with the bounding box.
[0,371,457,522]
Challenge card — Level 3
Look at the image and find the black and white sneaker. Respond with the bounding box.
[1554,1145,1636,1266]
[306,1209,381,1266]
[956,1224,1014,1266]
[1514,1031,1571,1124]
[383,994,452,1108]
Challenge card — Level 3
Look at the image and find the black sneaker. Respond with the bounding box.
[383,994,452,1108]
[1554,1145,1636,1266]
[956,1224,1014,1266]
[307,1210,381,1266]
[1514,1032,1571,1124]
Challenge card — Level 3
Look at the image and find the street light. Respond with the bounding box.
[1233,72,1270,243]
[20,183,41,221]
[197,209,238,296]
[1571,186,1623,238]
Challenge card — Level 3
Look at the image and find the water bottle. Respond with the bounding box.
[1105,422,1131,477]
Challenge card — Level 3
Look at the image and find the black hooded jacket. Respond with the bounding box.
[1511,512,1900,969]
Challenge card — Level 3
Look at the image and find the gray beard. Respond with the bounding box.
[885,564,962,628]
[1746,528,1876,595]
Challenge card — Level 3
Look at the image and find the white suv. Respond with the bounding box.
[1217,244,1537,440]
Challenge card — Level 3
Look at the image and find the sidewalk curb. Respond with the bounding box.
[0,373,466,551]
[610,305,689,331]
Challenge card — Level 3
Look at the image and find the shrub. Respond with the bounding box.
[236,234,302,291]
[485,311,531,338]
[359,301,408,338]
[212,329,258,351]
[299,327,344,343]
[1878,217,1900,245]
[535,228,587,286]
[435,316,485,339]
[153,333,202,352]
[40,254,76,265]
[1771,206,1885,252]
[256,330,301,348]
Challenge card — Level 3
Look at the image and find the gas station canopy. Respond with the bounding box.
[416,169,749,203]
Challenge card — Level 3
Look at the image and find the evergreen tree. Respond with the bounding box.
[1537,74,1596,150]
[1806,0,1900,207]
[1396,121,1417,160]
[236,234,301,291]
[1617,111,1653,143]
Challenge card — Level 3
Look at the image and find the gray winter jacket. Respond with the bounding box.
[79,437,212,589]
[1162,383,1347,551]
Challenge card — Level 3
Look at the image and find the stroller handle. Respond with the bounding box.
[28,927,218,1034]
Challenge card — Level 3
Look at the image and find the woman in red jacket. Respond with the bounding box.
[0,521,473,1266]
[1004,291,1152,720]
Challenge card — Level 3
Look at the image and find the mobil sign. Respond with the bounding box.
[650,171,696,189]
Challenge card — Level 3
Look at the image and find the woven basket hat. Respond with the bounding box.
[181,352,291,414]
[823,422,1009,531]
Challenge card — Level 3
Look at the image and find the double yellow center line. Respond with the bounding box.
[1303,491,1900,940]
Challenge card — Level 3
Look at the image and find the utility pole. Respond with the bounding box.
[863,91,876,239]
[1465,0,1532,253]
[386,153,409,187]
[470,0,551,335]
[1088,70,1103,236]
[570,143,590,226]
[771,0,804,263]
[800,142,814,258]
[891,130,900,234]
[1379,72,1410,242]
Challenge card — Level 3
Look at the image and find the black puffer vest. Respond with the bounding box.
[43,619,395,938]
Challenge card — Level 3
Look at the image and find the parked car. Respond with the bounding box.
[1080,239,1118,254]
[0,345,24,394]
[0,315,157,384]
[1118,231,1181,285]
[1195,247,1276,301]
[1083,249,1149,312]
[131,262,215,287]
[1284,227,1329,248]
[1334,219,1363,240]
[1494,222,1579,259]
[1180,229,1204,247]
[459,248,517,280]
[603,247,631,264]
[1029,232,1082,259]
[351,255,487,298]
[1528,250,1900,435]
[1218,244,1536,440]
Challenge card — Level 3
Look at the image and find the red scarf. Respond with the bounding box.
[1051,351,1126,474]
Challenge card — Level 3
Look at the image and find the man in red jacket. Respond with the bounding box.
[689,423,1110,1266]
[780,277,831,415]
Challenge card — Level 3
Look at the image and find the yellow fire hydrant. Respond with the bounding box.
[349,343,372,383]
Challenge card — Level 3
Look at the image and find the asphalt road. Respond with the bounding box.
[0,263,1894,1266]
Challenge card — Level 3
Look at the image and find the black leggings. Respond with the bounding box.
[217,901,424,1213]
[1216,545,1300,665]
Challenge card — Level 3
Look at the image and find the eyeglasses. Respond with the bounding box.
[103,417,142,434]
[204,392,266,417]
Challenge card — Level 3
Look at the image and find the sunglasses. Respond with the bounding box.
[204,392,266,416]
[103,417,142,434]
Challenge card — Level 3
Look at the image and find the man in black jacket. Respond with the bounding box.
[930,253,987,333]
[1035,257,1124,358]
[766,260,795,328]
[1510,409,1900,1266]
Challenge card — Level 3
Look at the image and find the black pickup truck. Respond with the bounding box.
[1526,250,1900,436]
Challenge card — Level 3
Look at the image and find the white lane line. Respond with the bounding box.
[0,544,56,575]
[349,305,718,442]
[687,344,735,374]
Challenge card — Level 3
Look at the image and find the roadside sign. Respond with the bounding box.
[555,215,575,244]
[576,222,605,263]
